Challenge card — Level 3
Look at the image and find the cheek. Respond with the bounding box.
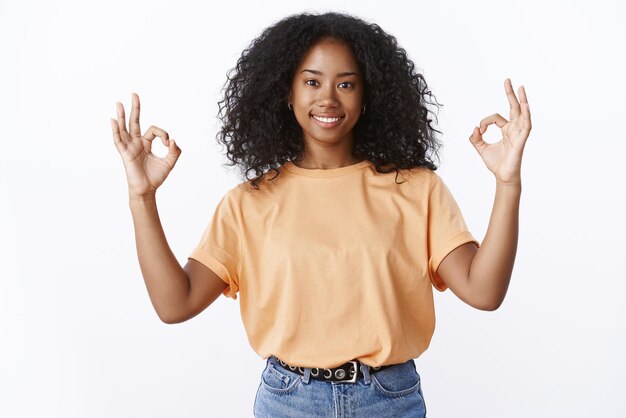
[293,109,311,129]
[348,90,364,109]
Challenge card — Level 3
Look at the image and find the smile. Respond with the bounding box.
[311,114,344,127]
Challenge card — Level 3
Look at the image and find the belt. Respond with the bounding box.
[272,355,393,384]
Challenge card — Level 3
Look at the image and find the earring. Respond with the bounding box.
[288,103,293,111]
[361,105,366,115]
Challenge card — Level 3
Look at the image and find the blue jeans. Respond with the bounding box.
[253,355,427,417]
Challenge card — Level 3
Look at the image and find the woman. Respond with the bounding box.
[111,11,531,418]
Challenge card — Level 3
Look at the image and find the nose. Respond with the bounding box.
[317,84,339,108]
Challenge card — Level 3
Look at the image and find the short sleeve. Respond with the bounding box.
[188,191,241,300]
[427,173,479,292]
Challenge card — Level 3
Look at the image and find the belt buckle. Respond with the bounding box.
[334,360,358,383]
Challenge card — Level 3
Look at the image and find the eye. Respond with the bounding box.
[338,82,353,89]
[305,79,319,87]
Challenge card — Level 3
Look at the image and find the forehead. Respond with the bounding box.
[296,38,359,72]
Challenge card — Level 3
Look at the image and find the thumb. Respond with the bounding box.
[469,127,487,154]
[163,139,182,167]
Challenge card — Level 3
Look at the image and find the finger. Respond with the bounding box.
[129,92,141,138]
[519,85,532,126]
[479,113,508,134]
[111,118,127,152]
[142,125,170,145]
[505,78,521,121]
[469,126,487,154]
[116,102,131,141]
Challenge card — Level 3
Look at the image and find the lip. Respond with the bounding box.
[312,113,344,118]
[310,114,344,128]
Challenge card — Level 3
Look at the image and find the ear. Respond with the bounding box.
[288,91,292,105]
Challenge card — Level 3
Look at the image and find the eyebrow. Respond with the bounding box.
[301,69,360,77]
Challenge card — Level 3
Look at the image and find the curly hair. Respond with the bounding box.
[216,11,443,190]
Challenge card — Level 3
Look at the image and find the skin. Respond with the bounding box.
[436,78,532,310]
[288,37,365,169]
[112,95,227,324]
[111,38,531,322]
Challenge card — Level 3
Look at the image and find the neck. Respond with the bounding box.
[292,154,364,170]
[293,136,363,169]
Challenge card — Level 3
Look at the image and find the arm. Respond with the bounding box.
[112,93,227,324]
[129,195,228,324]
[437,78,531,311]
[437,182,520,311]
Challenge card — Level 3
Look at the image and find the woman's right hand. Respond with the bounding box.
[111,93,182,198]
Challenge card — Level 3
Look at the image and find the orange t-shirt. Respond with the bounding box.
[188,159,478,368]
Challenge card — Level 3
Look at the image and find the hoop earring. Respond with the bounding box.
[288,103,293,111]
[361,105,366,115]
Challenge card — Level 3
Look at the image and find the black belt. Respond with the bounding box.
[272,355,394,383]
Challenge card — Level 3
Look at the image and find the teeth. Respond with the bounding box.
[313,115,341,123]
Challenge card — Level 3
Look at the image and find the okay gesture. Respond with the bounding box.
[469,78,532,184]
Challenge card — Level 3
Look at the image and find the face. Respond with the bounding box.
[289,38,364,149]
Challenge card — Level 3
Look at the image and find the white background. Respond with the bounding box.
[1,0,625,416]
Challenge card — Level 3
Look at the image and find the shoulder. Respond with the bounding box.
[391,165,441,192]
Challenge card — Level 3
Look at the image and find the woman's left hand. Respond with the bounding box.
[469,78,532,184]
